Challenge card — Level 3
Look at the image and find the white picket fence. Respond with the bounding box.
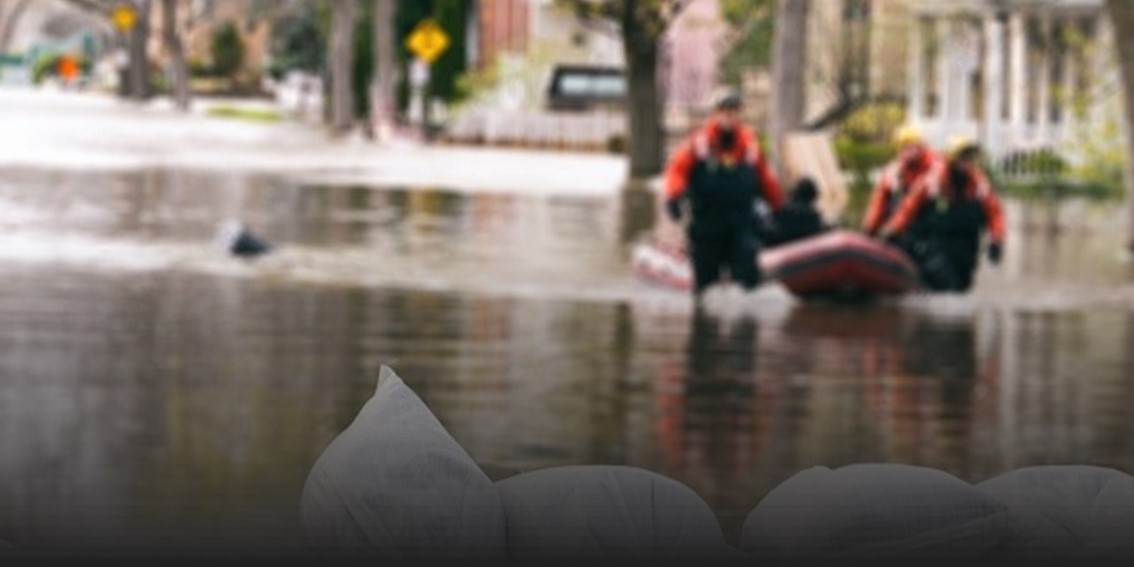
[442,109,626,151]
[991,146,1070,182]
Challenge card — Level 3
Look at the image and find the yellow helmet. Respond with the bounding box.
[946,136,980,159]
[892,124,924,148]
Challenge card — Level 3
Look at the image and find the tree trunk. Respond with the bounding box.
[161,0,190,111]
[330,0,358,136]
[371,0,397,140]
[128,0,153,101]
[1106,0,1134,253]
[0,0,34,53]
[621,1,665,180]
[769,0,810,179]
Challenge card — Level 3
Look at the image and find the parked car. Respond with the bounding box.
[545,64,626,112]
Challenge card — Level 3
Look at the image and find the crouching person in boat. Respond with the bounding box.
[880,138,1006,292]
[765,177,830,247]
[663,89,785,301]
[863,125,943,237]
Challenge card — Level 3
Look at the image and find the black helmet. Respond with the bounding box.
[713,88,743,111]
[792,177,819,204]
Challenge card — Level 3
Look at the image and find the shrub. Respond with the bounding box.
[839,101,907,145]
[210,21,245,79]
[834,102,906,187]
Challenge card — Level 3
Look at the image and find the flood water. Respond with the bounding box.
[2,167,1134,553]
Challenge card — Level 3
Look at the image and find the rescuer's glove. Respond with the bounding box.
[988,242,1003,265]
[666,198,683,222]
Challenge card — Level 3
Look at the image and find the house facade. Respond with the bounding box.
[905,0,1111,161]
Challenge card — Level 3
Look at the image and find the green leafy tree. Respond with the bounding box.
[268,3,327,79]
[210,20,245,79]
[719,0,776,86]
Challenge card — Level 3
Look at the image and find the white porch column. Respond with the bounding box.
[1037,14,1053,141]
[1061,20,1079,136]
[984,12,1006,159]
[1009,12,1028,144]
[937,17,953,122]
[909,14,926,122]
[1091,14,1112,129]
[954,19,976,127]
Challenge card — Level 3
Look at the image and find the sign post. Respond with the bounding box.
[405,18,450,140]
[111,3,138,98]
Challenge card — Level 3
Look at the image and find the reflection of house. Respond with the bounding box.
[905,0,1110,161]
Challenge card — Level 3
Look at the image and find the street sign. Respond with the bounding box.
[112,4,138,32]
[406,19,450,65]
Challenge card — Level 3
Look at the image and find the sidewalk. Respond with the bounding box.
[0,88,633,196]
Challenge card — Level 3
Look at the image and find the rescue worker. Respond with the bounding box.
[766,177,829,246]
[664,89,784,300]
[863,125,942,236]
[880,137,1006,292]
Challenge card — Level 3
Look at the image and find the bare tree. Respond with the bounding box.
[0,0,34,52]
[1105,0,1134,252]
[768,0,809,178]
[125,0,152,100]
[160,0,189,110]
[371,0,396,140]
[329,0,357,136]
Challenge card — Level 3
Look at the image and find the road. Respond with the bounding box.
[0,88,631,197]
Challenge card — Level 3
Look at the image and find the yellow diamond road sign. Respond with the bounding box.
[112,4,138,32]
[406,19,450,64]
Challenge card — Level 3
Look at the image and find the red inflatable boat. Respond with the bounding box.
[631,230,920,299]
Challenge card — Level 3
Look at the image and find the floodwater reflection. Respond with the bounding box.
[1,168,1133,553]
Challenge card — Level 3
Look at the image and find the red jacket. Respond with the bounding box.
[863,147,941,234]
[883,161,1006,243]
[664,119,784,212]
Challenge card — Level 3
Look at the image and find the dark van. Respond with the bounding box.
[545,64,626,112]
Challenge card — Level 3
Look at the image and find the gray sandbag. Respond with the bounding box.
[740,464,1013,563]
[976,466,1134,561]
[300,366,506,561]
[496,465,742,562]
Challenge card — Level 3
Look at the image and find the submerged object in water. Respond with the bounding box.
[214,219,272,258]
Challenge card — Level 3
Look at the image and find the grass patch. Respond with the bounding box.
[206,105,284,123]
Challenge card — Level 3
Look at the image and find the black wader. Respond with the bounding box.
[685,158,766,295]
[904,190,987,293]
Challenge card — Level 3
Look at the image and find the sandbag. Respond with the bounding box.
[496,465,742,562]
[300,366,507,561]
[740,464,1012,563]
[976,466,1134,561]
